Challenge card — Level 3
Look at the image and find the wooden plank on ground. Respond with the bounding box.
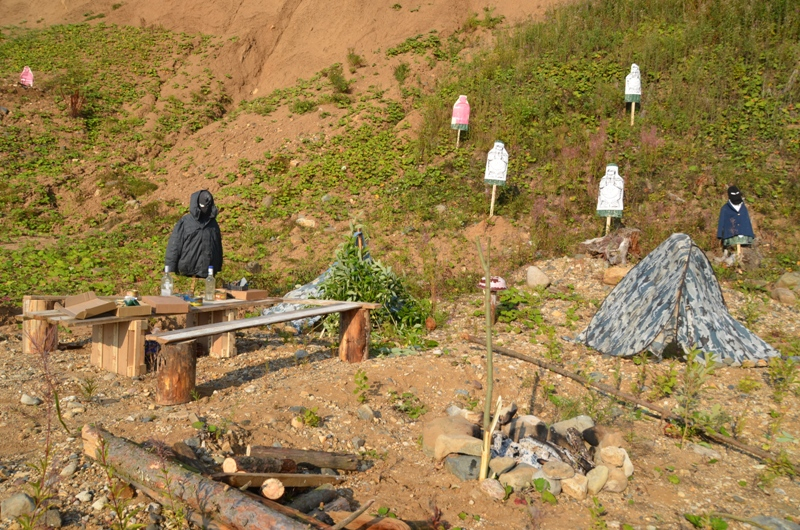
[147,302,363,344]
[246,446,360,471]
[212,472,345,489]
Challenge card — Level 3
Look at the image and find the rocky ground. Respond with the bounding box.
[1,255,800,530]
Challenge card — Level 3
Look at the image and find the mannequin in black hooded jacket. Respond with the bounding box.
[165,190,223,278]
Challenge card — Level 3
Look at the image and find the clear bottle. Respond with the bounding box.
[160,266,173,296]
[204,266,215,302]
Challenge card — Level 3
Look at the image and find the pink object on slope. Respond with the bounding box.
[20,66,34,87]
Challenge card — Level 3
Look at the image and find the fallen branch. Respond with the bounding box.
[465,336,794,469]
[81,425,310,530]
[331,499,374,530]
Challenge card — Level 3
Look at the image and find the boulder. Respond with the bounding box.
[561,474,588,501]
[1,492,35,519]
[586,465,610,495]
[598,446,626,468]
[498,464,537,491]
[771,288,797,306]
[775,271,800,292]
[604,467,628,493]
[526,267,551,288]
[444,455,481,481]
[542,461,575,480]
[422,417,480,458]
[489,456,517,477]
[532,469,561,496]
[551,415,594,438]
[479,479,507,501]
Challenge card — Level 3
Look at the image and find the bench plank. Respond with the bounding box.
[147,302,364,344]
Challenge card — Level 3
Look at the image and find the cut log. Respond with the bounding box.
[222,455,297,474]
[261,478,285,500]
[288,484,339,514]
[81,425,309,530]
[156,341,196,405]
[22,297,58,354]
[247,446,360,471]
[213,472,344,489]
[327,512,411,530]
[339,307,370,362]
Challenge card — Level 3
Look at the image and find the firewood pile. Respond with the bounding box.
[80,425,411,530]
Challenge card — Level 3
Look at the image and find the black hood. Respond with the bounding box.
[190,190,218,221]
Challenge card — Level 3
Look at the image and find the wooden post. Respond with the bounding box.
[22,297,58,354]
[456,129,461,148]
[605,216,611,236]
[630,101,636,126]
[338,308,369,363]
[489,185,497,218]
[736,243,742,261]
[156,341,196,405]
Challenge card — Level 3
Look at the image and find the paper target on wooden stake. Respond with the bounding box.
[597,163,624,217]
[484,141,508,186]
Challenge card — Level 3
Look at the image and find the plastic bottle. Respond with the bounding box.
[204,266,215,302]
[160,266,173,296]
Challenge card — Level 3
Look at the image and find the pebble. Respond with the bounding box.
[1,492,35,518]
[20,394,42,406]
[60,461,79,478]
[356,404,375,421]
[76,491,93,503]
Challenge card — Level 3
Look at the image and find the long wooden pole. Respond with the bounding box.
[630,101,636,126]
[489,185,497,218]
[456,129,461,148]
[475,238,494,480]
[464,336,795,469]
[81,425,311,530]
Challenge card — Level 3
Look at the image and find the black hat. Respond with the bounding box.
[198,190,213,214]
[727,185,743,205]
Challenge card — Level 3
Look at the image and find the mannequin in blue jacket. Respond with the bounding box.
[717,185,754,250]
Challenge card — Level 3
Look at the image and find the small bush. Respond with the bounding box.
[393,62,410,84]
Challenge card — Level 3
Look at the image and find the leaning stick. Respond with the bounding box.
[464,336,794,469]
[475,239,495,480]
[331,499,375,530]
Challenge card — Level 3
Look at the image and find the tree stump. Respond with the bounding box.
[156,341,196,405]
[22,297,58,354]
[339,308,369,363]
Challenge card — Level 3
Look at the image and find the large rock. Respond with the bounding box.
[526,267,551,288]
[1,492,35,518]
[551,415,594,438]
[489,456,517,477]
[582,426,626,449]
[604,467,628,493]
[775,271,800,292]
[598,446,626,468]
[422,417,479,458]
[603,266,632,286]
[501,415,548,442]
[561,474,588,501]
[479,479,507,501]
[444,455,481,481]
[771,288,797,306]
[434,434,483,461]
[586,465,609,495]
[498,464,537,491]
[542,461,575,480]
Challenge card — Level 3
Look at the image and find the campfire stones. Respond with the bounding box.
[598,447,634,477]
[586,465,610,495]
[532,469,561,495]
[496,402,518,426]
[501,415,548,442]
[422,416,480,458]
[434,434,483,461]
[444,455,481,481]
[489,456,517,476]
[561,474,589,501]
[479,478,507,500]
[542,461,575,480]
[551,415,594,437]
[498,464,537,490]
[604,467,628,493]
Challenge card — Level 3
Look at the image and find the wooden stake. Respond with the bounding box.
[736,244,742,260]
[489,185,497,218]
[605,216,611,236]
[456,129,461,148]
[630,101,636,126]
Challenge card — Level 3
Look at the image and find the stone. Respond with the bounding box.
[501,415,548,442]
[76,491,93,503]
[20,394,42,406]
[532,469,561,496]
[43,508,62,528]
[599,446,627,468]
[445,404,481,423]
[771,288,796,305]
[775,271,800,292]
[443,455,480,481]
[422,417,480,458]
[351,437,365,449]
[526,266,551,288]
[622,452,634,477]
[603,266,632,286]
[561,474,588,501]
[586,465,609,495]
[296,217,317,228]
[60,461,78,478]
[356,404,375,421]
[583,426,626,449]
[479,478,507,500]
[434,434,483,461]
[749,516,800,530]
[1,492,36,518]
[496,402,518,426]
[604,467,628,493]
[489,456,517,477]
[498,464,537,491]
[261,195,274,208]
[542,461,575,480]
[551,415,594,437]
[91,495,108,511]
[291,417,305,429]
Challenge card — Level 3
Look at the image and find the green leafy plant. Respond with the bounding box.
[97,439,145,530]
[347,48,365,72]
[532,477,557,505]
[684,513,728,529]
[299,407,322,427]
[649,361,679,400]
[353,368,370,403]
[736,375,761,393]
[80,377,98,400]
[393,62,410,84]
[672,349,716,447]
[766,357,799,402]
[588,497,608,529]
[388,390,427,419]
[376,506,397,518]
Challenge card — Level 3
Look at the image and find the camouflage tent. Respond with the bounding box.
[576,233,779,366]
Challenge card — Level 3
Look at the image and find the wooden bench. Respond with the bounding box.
[147,300,379,405]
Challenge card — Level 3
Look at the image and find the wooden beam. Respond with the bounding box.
[81,425,310,530]
[148,302,363,344]
[246,446,360,471]
[212,472,345,489]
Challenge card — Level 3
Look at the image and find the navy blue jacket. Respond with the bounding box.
[717,202,754,240]
[165,190,223,277]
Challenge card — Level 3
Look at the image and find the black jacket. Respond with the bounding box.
[165,190,223,277]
